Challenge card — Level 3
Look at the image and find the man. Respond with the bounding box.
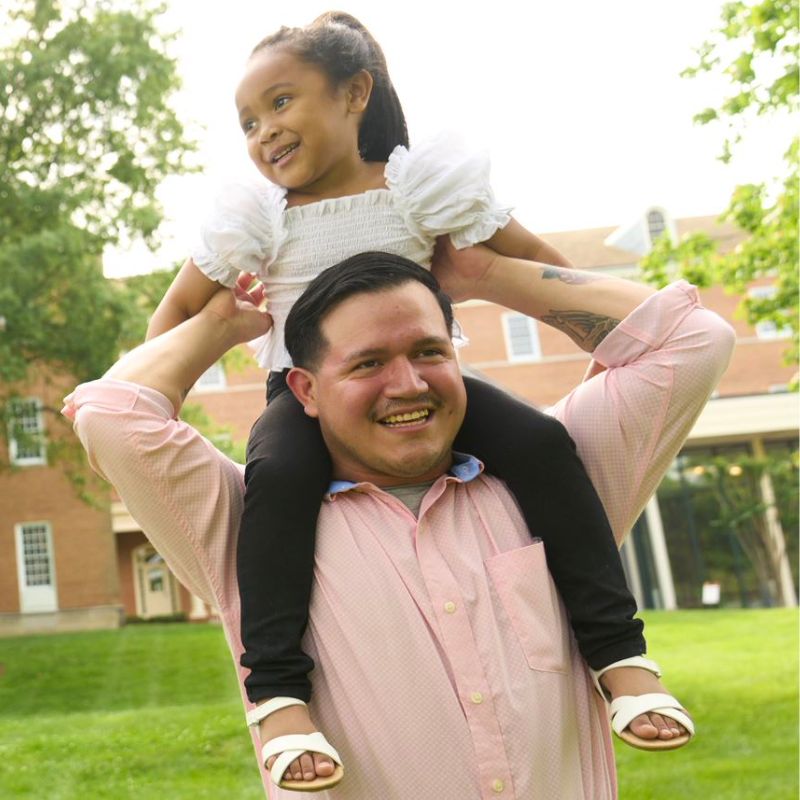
[64,244,734,799]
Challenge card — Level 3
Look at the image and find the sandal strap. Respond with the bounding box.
[590,655,662,698]
[245,696,306,728]
[262,731,343,786]
[609,692,695,737]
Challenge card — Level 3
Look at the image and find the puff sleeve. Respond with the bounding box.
[191,181,287,287]
[385,131,512,249]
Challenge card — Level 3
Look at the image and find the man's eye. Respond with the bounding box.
[274,96,291,110]
[355,360,380,370]
[417,349,444,358]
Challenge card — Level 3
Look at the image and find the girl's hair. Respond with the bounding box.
[251,11,408,162]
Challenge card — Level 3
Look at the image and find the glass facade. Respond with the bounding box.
[655,439,798,609]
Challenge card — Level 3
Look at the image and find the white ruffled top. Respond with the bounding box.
[192,132,512,370]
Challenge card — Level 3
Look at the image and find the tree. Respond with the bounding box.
[0,0,196,463]
[641,0,798,374]
[687,448,797,607]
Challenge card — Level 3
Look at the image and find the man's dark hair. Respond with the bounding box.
[285,252,454,369]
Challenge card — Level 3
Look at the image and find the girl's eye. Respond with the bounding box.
[242,119,257,134]
[274,95,291,111]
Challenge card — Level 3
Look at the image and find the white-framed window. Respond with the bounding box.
[748,285,792,340]
[8,397,46,466]
[14,521,58,613]
[502,313,542,362]
[194,361,227,392]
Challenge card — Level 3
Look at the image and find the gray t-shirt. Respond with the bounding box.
[384,481,435,517]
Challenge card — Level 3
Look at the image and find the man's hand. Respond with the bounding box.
[430,236,499,303]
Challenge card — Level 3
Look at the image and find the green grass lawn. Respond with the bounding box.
[0,609,796,799]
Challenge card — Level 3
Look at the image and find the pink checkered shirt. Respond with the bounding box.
[64,282,734,799]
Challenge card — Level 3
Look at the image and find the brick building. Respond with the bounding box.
[1,208,797,635]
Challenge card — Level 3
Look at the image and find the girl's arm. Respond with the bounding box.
[484,217,573,269]
[146,258,223,340]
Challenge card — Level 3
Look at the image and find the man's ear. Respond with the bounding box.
[347,69,373,114]
[286,367,320,418]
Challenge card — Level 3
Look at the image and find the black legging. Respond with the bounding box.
[237,372,644,703]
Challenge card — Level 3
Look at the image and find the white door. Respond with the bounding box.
[134,545,177,618]
[15,522,58,613]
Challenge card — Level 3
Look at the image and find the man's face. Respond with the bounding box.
[292,281,466,486]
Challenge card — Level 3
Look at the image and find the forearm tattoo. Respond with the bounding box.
[540,310,620,351]
[541,266,607,284]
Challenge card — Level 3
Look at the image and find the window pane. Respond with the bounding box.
[9,398,45,462]
[505,315,540,359]
[21,524,53,587]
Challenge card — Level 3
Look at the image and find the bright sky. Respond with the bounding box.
[105,0,791,276]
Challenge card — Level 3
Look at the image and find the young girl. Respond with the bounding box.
[148,11,693,791]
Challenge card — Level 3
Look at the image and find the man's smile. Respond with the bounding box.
[378,408,431,428]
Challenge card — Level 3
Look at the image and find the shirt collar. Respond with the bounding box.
[328,452,482,496]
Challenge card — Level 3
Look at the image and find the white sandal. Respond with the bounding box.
[591,656,695,751]
[246,697,344,791]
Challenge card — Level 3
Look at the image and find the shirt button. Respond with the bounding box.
[491,778,505,793]
[443,601,456,614]
[470,691,483,704]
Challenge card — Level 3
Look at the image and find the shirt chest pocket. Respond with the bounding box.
[484,541,570,674]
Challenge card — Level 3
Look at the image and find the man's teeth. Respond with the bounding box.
[382,409,430,426]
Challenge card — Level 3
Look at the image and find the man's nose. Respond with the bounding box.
[385,357,429,396]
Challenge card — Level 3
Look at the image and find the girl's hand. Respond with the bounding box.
[430,236,499,303]
[203,273,273,344]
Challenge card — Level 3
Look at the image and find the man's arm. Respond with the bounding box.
[63,282,272,606]
[432,241,736,542]
[432,236,653,332]
[112,277,271,412]
[547,281,735,541]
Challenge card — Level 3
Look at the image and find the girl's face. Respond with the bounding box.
[235,48,369,198]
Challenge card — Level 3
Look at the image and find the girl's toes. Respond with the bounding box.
[299,752,316,780]
[628,712,659,740]
[650,713,678,739]
[313,753,335,777]
[287,756,304,781]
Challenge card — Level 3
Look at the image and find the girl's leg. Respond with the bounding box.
[237,382,331,703]
[456,376,645,669]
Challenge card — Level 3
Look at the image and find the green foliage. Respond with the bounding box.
[681,0,798,159]
[640,0,799,375]
[0,1,254,484]
[0,0,196,396]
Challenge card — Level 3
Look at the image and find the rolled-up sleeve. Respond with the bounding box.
[550,280,736,542]
[63,379,245,610]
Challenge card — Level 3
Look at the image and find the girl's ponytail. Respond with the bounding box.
[252,12,409,162]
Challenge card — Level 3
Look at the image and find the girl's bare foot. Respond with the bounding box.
[257,700,336,783]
